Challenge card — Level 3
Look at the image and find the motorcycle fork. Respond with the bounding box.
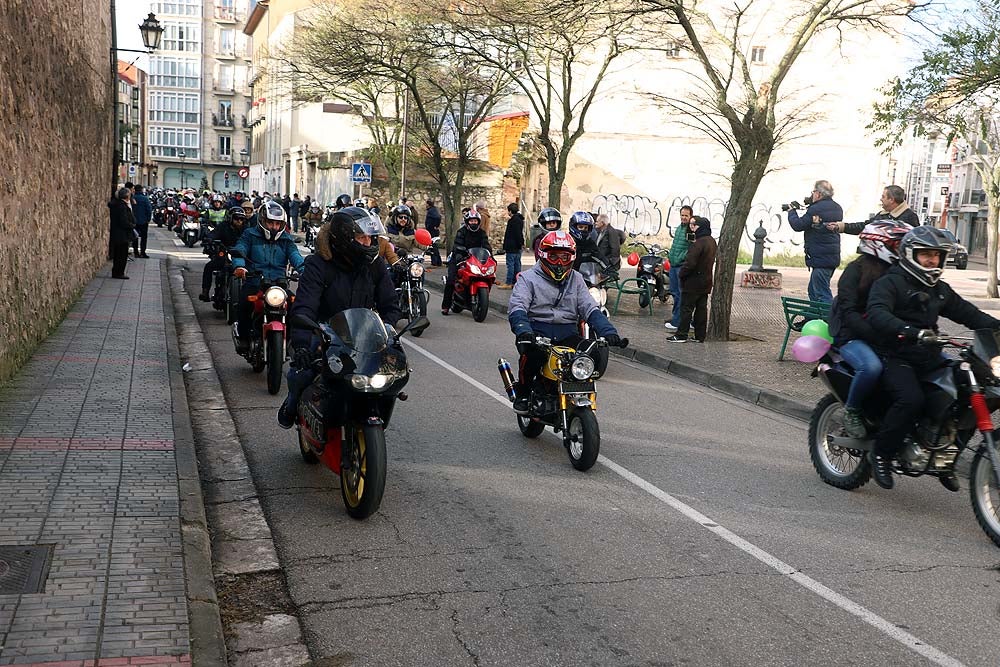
[966,364,1000,486]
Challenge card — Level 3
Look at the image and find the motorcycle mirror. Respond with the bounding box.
[228,249,244,259]
[414,228,432,246]
[626,252,639,266]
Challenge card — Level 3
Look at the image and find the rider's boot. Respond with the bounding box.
[842,407,867,439]
[870,452,894,490]
[198,288,211,302]
[938,471,960,492]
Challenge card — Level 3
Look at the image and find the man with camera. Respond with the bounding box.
[784,180,843,303]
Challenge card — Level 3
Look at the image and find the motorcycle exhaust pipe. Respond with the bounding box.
[497,358,516,402]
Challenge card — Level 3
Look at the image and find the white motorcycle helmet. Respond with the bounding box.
[259,200,287,242]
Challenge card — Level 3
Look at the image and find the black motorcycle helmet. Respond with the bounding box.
[389,204,412,228]
[538,207,562,231]
[329,206,383,269]
[335,193,353,210]
[897,226,954,286]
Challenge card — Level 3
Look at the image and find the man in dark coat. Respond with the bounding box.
[788,179,843,303]
[132,185,153,258]
[501,202,525,288]
[108,187,135,279]
[828,184,921,235]
[667,216,717,343]
[425,200,443,266]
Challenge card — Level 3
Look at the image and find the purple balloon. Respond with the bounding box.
[791,335,832,363]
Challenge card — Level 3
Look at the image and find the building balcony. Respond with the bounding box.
[213,79,236,93]
[212,113,236,128]
[214,5,236,22]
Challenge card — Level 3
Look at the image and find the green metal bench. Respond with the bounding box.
[610,278,654,316]
[778,296,832,361]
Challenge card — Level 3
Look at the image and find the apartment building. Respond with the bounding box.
[146,0,252,192]
[116,60,148,186]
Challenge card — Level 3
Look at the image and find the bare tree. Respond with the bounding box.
[638,0,926,340]
[447,0,637,209]
[870,0,1000,295]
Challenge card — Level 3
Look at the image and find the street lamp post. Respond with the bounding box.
[110,9,163,197]
[179,151,187,189]
[239,148,248,191]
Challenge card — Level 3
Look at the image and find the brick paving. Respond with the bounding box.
[0,257,190,666]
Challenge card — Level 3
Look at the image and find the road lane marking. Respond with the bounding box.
[401,337,965,667]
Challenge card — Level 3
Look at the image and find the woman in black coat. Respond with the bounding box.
[108,187,135,279]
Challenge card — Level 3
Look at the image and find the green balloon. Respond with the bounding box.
[801,319,832,342]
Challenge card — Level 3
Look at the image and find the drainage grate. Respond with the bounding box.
[0,545,54,595]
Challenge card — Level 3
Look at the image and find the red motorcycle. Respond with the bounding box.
[448,247,497,322]
[231,266,299,395]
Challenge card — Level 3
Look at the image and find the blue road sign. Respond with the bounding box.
[351,162,372,183]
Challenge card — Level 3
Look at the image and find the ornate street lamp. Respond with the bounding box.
[138,13,164,52]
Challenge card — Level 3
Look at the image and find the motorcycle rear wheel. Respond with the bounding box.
[266,330,284,395]
[566,408,600,471]
[969,441,1000,548]
[638,283,650,309]
[184,237,196,248]
[298,428,319,464]
[341,425,387,520]
[473,287,490,322]
[808,394,871,489]
[517,414,545,438]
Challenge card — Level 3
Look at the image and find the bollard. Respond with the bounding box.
[740,222,781,289]
[749,222,767,272]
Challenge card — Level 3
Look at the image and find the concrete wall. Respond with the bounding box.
[0,0,113,382]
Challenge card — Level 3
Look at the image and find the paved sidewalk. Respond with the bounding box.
[0,253,222,666]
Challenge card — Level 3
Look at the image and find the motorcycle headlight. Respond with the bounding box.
[991,356,1000,378]
[349,373,391,391]
[264,286,287,307]
[470,264,483,275]
[588,287,607,307]
[409,262,425,279]
[570,355,596,380]
[484,265,495,276]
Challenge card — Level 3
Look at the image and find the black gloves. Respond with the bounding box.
[291,347,316,369]
[899,326,935,343]
[605,334,629,348]
[516,331,535,355]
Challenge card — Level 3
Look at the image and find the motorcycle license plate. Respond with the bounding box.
[560,381,595,394]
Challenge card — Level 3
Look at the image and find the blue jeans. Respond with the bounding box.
[506,252,522,285]
[838,339,883,409]
[808,267,834,303]
[668,266,682,327]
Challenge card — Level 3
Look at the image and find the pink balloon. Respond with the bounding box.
[791,335,832,363]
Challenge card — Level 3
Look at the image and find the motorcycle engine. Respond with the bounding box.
[915,417,957,451]
[899,441,931,471]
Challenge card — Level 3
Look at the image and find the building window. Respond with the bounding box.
[162,22,201,52]
[148,125,200,158]
[218,100,233,123]
[751,46,766,64]
[149,56,201,89]
[219,135,232,158]
[664,41,681,59]
[149,91,200,123]
[150,0,201,17]
[217,64,234,90]
[218,29,235,55]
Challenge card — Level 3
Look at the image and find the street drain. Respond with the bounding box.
[0,545,54,595]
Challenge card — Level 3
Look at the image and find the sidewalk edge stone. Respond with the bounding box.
[163,258,229,667]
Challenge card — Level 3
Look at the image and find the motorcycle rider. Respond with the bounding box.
[202,195,227,241]
[508,231,627,414]
[530,208,563,258]
[386,204,429,257]
[199,206,249,302]
[441,208,492,316]
[277,207,401,428]
[334,193,352,210]
[231,200,305,354]
[567,211,606,269]
[865,226,1000,491]
[827,220,912,437]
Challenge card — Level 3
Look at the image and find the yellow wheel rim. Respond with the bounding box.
[342,429,367,507]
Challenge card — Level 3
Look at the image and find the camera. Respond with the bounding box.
[780,195,814,212]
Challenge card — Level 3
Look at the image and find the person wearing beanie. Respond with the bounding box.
[667,215,717,343]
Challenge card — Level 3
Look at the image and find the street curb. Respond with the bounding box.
[426,280,813,422]
[162,258,229,667]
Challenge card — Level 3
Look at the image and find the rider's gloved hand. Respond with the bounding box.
[291,347,315,370]
[516,331,535,355]
[605,334,622,347]
[233,267,247,279]
[898,326,920,343]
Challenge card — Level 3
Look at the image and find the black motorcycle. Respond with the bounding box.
[626,236,669,307]
[203,240,233,315]
[290,309,429,518]
[393,253,430,337]
[809,329,1000,548]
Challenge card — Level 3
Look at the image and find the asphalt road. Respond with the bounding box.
[160,227,1000,667]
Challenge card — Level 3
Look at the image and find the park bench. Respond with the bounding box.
[778,296,832,361]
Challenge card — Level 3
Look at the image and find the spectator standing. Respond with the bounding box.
[475,200,491,235]
[787,179,843,303]
[288,193,301,232]
[403,197,420,227]
[667,216,717,343]
[501,202,525,288]
[594,213,624,273]
[132,184,153,258]
[828,185,920,235]
[664,205,693,333]
[108,187,135,279]
[424,199,443,267]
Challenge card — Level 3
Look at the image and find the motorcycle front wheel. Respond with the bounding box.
[341,425,387,520]
[266,330,284,395]
[808,394,871,489]
[566,408,600,471]
[969,441,1000,548]
[473,287,490,322]
[637,281,650,309]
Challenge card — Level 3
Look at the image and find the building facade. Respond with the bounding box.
[117,61,149,186]
[146,0,252,192]
[945,141,992,257]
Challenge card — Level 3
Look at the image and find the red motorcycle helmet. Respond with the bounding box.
[537,231,576,283]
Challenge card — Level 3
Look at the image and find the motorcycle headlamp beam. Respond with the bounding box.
[570,355,596,380]
[264,287,287,307]
[409,262,425,278]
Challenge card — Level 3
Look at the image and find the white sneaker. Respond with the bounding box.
[664,323,678,332]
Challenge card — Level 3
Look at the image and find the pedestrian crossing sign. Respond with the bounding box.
[351,162,372,183]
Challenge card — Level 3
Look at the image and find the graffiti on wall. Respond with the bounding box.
[593,192,803,251]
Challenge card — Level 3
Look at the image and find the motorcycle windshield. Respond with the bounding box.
[577,261,605,286]
[468,247,491,264]
[971,329,1000,367]
[326,308,389,354]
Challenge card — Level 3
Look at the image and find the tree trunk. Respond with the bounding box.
[706,152,770,341]
[987,193,999,298]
